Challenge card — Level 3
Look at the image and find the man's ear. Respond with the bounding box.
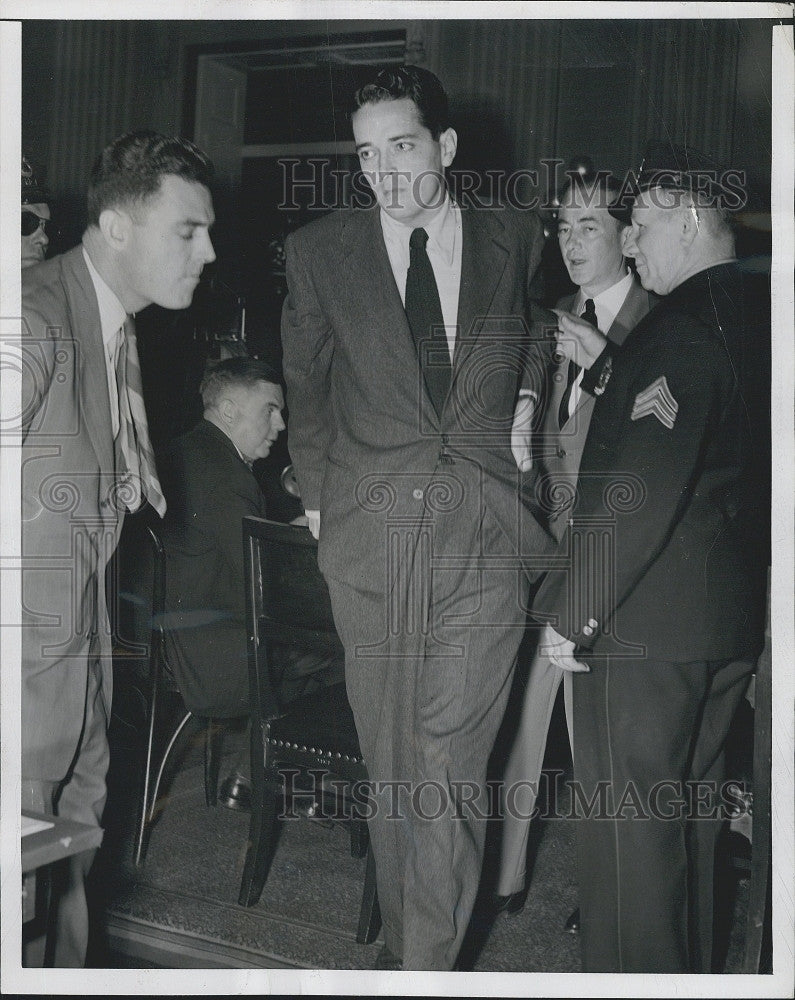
[438,127,457,168]
[217,395,238,429]
[680,195,700,247]
[98,207,130,251]
[619,225,633,256]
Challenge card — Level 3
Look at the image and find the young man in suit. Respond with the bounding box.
[494,173,656,924]
[534,143,770,972]
[21,130,216,966]
[281,66,554,970]
[160,357,342,810]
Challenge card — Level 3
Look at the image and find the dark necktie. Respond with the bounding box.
[558,297,597,428]
[405,227,451,417]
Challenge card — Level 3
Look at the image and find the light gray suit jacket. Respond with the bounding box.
[21,246,124,780]
[533,278,656,539]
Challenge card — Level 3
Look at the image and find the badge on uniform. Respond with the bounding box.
[631,375,678,429]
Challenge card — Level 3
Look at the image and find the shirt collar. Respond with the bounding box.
[379,193,458,266]
[577,269,634,319]
[82,245,128,351]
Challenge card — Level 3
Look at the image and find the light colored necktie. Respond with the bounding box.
[115,317,167,517]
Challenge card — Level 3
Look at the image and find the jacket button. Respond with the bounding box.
[412,488,424,501]
[582,624,594,637]
[557,447,566,458]
[441,434,449,445]
[587,618,598,629]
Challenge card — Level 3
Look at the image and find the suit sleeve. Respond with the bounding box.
[520,214,552,398]
[210,478,264,589]
[20,306,58,442]
[533,324,734,648]
[281,231,335,511]
[171,442,265,593]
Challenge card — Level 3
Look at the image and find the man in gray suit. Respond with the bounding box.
[494,172,656,920]
[281,66,553,970]
[21,130,215,966]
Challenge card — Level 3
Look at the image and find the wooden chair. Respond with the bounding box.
[237,516,381,946]
[111,509,225,867]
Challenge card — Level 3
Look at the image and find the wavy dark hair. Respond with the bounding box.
[352,65,450,139]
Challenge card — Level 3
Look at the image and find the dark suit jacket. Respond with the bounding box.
[21,245,124,780]
[282,204,556,592]
[160,419,340,716]
[161,419,266,716]
[533,263,770,662]
[533,279,656,539]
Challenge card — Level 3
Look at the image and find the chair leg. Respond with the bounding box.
[133,673,160,868]
[133,704,191,868]
[204,717,224,807]
[238,782,280,908]
[349,816,369,859]
[355,842,382,945]
[238,720,279,907]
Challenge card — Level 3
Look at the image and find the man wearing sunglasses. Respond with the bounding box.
[21,155,55,269]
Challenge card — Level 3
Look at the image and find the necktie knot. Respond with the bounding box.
[582,298,597,326]
[410,227,429,252]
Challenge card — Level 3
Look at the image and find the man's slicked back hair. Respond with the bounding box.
[558,171,631,226]
[352,65,450,139]
[87,129,214,226]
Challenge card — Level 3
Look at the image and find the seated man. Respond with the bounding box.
[161,357,342,808]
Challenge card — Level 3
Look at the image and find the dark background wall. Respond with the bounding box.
[22,18,775,214]
[19,16,777,464]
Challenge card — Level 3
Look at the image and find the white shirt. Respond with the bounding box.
[379,195,462,361]
[83,246,127,438]
[566,270,635,419]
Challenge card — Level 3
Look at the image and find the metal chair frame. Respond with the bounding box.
[130,517,224,867]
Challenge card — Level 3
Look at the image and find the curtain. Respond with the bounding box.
[410,19,562,182]
[46,22,139,212]
[408,19,740,182]
[629,20,739,167]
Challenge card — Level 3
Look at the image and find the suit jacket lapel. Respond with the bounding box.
[341,207,410,339]
[342,208,440,426]
[607,280,651,347]
[550,292,579,424]
[452,208,510,383]
[61,247,115,479]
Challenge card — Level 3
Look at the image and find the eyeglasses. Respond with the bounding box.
[22,211,58,239]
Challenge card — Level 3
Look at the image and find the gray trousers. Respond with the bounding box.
[497,639,573,896]
[22,655,108,967]
[327,555,529,970]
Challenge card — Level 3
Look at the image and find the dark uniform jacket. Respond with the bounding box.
[533,279,656,540]
[533,262,770,663]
